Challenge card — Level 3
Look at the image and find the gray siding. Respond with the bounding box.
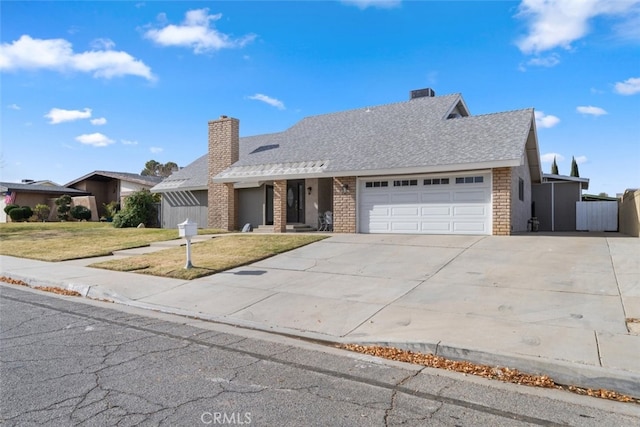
[511,155,532,232]
[160,190,208,229]
[238,187,264,229]
[532,184,552,231]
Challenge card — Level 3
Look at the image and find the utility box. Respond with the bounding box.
[177,219,197,239]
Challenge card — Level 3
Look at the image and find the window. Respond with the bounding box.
[455,176,484,184]
[365,181,388,188]
[424,178,449,185]
[519,178,524,201]
[393,179,417,187]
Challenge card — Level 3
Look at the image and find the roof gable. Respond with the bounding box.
[66,170,162,187]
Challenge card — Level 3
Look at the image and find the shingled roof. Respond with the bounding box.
[65,171,163,187]
[153,93,541,192]
[0,182,89,195]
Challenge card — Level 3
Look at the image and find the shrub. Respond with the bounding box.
[70,205,92,221]
[8,207,30,222]
[102,201,119,220]
[112,189,157,228]
[34,204,51,222]
[4,204,19,215]
[55,195,72,221]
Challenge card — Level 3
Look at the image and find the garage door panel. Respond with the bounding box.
[391,206,420,216]
[421,192,451,202]
[453,189,488,203]
[421,222,452,232]
[453,222,488,232]
[453,205,487,216]
[391,222,420,232]
[364,205,391,217]
[368,221,391,232]
[390,193,419,203]
[361,194,390,204]
[421,206,451,216]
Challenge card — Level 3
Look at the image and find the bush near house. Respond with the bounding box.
[112,189,158,228]
[70,205,92,221]
[8,206,33,222]
[4,204,19,215]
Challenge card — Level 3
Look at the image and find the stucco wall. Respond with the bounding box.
[510,155,532,232]
[619,189,640,237]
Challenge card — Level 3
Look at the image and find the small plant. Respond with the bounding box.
[55,194,72,221]
[102,201,119,221]
[70,205,92,221]
[34,204,51,222]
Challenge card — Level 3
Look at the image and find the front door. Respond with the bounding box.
[286,180,305,223]
[265,185,274,225]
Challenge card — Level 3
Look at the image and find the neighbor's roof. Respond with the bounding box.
[65,170,163,187]
[215,93,538,182]
[0,182,89,195]
[151,155,208,193]
[542,173,589,190]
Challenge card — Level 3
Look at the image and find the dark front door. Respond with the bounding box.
[286,180,305,223]
[265,185,274,225]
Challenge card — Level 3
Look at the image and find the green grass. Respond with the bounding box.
[90,234,328,280]
[0,222,226,261]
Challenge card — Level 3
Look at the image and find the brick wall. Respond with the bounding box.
[332,176,356,233]
[273,180,287,232]
[492,167,512,235]
[207,116,239,230]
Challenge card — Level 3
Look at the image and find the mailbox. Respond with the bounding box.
[177,219,197,239]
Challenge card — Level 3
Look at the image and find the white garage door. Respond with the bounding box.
[359,173,491,235]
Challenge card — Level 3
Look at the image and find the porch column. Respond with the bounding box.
[332,176,356,233]
[273,180,287,233]
[492,167,512,235]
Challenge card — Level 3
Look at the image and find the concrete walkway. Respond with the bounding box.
[1,232,639,398]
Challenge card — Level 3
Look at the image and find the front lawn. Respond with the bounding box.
[90,234,327,280]
[0,222,225,261]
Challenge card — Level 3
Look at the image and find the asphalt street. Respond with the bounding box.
[1,284,639,426]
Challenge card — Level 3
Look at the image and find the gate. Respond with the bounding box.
[576,201,618,231]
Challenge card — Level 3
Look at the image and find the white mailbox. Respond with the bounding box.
[177,219,197,239]
[177,219,197,269]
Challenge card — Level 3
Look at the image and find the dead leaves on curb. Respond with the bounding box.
[1,276,81,297]
[339,344,639,404]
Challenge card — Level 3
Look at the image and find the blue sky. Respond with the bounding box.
[1,0,639,196]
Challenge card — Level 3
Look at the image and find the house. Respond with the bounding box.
[0,181,90,222]
[531,173,590,232]
[152,89,543,235]
[66,171,163,218]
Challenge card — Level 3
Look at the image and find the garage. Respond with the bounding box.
[358,173,492,234]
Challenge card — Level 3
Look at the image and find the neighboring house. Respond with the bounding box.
[531,174,590,232]
[153,89,543,235]
[0,181,89,222]
[66,171,163,218]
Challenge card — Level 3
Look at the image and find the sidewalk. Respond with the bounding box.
[1,233,639,398]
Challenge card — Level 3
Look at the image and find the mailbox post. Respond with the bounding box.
[177,219,197,269]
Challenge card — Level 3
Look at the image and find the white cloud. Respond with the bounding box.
[541,153,565,163]
[614,77,640,95]
[90,38,115,50]
[121,139,138,145]
[45,107,91,124]
[90,117,107,125]
[7,104,20,110]
[515,0,640,54]
[248,93,285,110]
[576,105,607,116]
[341,0,401,10]
[535,111,560,128]
[574,155,588,164]
[75,133,114,147]
[525,53,560,68]
[144,8,256,54]
[0,35,155,81]
[150,146,163,153]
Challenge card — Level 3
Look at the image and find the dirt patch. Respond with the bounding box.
[627,318,640,335]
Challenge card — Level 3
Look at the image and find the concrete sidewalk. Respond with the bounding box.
[1,233,639,398]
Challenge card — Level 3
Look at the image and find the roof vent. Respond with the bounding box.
[410,88,435,99]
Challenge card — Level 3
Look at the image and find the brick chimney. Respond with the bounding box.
[208,115,239,230]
